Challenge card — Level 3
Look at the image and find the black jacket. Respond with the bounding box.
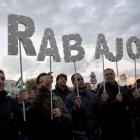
[97,82,131,140]
[52,85,72,103]
[65,89,100,132]
[0,90,31,140]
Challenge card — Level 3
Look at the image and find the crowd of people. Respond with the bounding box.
[0,68,140,140]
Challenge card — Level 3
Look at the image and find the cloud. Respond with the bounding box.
[0,0,140,88]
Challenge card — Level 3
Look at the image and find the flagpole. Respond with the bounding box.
[50,56,53,120]
[19,40,26,121]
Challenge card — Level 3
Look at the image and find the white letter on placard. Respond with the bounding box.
[8,14,36,55]
[37,28,60,61]
[62,34,85,62]
[126,36,140,59]
[94,34,123,62]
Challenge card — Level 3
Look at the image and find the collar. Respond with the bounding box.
[74,89,86,95]
[56,84,68,92]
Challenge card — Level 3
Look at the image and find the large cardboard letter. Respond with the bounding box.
[62,34,85,62]
[37,28,60,61]
[94,34,123,62]
[8,14,36,55]
[126,36,140,59]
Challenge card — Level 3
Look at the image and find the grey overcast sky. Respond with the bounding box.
[0,0,140,88]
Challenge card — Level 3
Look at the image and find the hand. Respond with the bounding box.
[42,72,53,91]
[18,88,29,104]
[75,96,81,108]
[101,91,108,101]
[133,90,140,99]
[51,108,61,118]
[116,93,123,102]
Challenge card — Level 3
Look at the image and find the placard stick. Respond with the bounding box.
[116,61,121,93]
[50,56,53,120]
[19,40,26,121]
[102,55,105,91]
[134,59,137,90]
[74,61,79,96]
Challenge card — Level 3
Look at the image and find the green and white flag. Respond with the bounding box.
[15,77,25,89]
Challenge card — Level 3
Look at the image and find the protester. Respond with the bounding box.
[52,73,72,103]
[130,79,140,139]
[29,89,36,96]
[28,72,72,140]
[65,73,101,140]
[94,83,101,94]
[97,68,132,140]
[127,85,132,97]
[0,69,30,140]
[84,82,95,93]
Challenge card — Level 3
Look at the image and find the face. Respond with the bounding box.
[57,76,67,87]
[73,74,84,90]
[0,73,5,92]
[30,90,35,95]
[37,75,46,88]
[85,84,91,91]
[104,69,115,83]
[38,75,51,94]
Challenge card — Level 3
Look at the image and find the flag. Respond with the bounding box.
[7,90,11,95]
[15,77,25,89]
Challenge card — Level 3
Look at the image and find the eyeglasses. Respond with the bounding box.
[105,73,114,77]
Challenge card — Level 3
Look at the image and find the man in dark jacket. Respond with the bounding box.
[65,73,101,140]
[52,73,72,103]
[28,72,72,140]
[97,68,132,140]
[130,79,140,139]
[0,69,30,140]
[52,73,73,139]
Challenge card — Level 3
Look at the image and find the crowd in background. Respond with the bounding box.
[0,68,140,140]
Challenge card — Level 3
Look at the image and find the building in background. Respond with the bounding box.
[5,80,20,98]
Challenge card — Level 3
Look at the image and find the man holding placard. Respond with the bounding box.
[28,72,72,140]
[65,73,101,140]
[97,68,132,140]
[0,69,30,140]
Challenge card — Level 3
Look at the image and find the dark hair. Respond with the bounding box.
[0,70,5,76]
[104,68,115,75]
[123,85,127,89]
[71,73,80,84]
[56,73,67,81]
[128,85,132,88]
[97,83,101,89]
[136,79,140,83]
[85,82,90,86]
[36,73,47,84]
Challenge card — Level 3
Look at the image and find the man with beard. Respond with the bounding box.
[52,73,72,103]
[97,68,132,140]
[65,73,101,140]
